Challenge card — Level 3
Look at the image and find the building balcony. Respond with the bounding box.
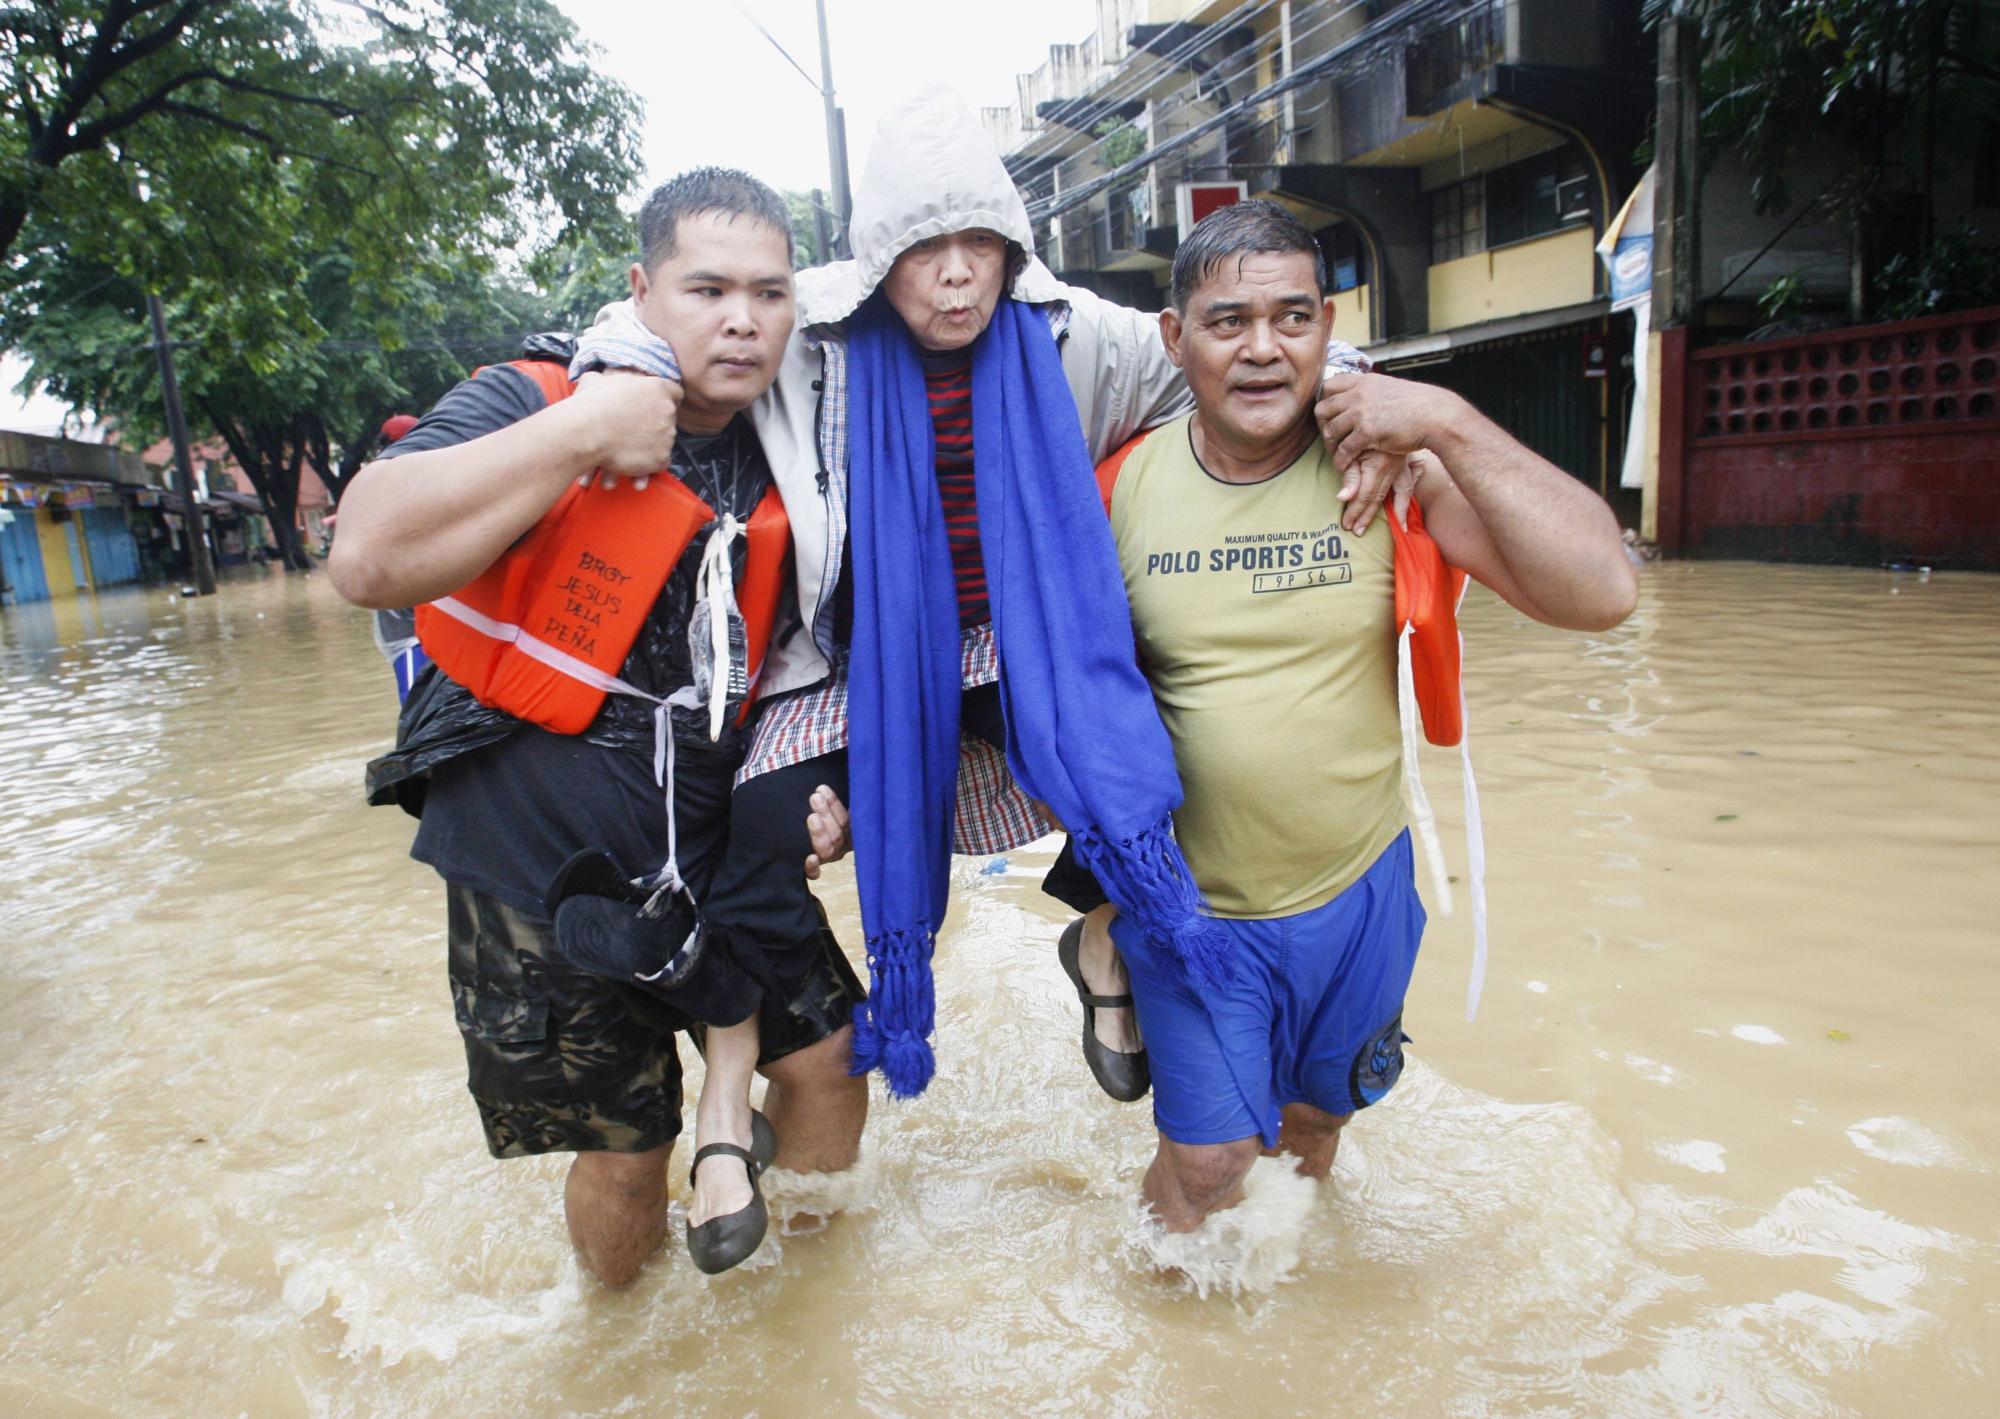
[1427,224,1597,330]
[0,431,156,489]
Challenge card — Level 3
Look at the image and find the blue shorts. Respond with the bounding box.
[1114,831,1425,1147]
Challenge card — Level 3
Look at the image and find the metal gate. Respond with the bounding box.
[1394,322,1610,491]
[82,505,141,587]
[0,509,50,604]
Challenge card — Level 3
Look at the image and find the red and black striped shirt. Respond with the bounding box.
[923,353,989,628]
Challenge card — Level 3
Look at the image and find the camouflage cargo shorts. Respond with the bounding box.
[446,882,864,1159]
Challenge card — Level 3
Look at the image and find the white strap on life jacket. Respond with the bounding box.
[692,514,742,743]
[426,516,747,911]
[1456,626,1488,1022]
[1398,626,1453,916]
[1394,577,1490,1023]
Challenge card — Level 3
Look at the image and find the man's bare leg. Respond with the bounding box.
[1141,1133,1262,1232]
[1076,904,1142,1054]
[688,1016,760,1227]
[1271,1103,1350,1179]
[566,1145,671,1286]
[759,1024,866,1173]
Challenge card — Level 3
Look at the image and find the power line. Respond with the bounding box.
[1021,0,1472,214]
[726,0,826,96]
[1017,0,1365,205]
[1025,0,1480,224]
[1008,0,1290,191]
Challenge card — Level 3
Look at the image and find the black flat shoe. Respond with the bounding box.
[545,848,762,1023]
[543,847,653,915]
[1057,918,1150,1103]
[686,1110,778,1275]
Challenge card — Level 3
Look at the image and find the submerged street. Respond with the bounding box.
[1,563,1995,1416]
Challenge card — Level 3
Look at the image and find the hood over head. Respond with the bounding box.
[799,86,1061,326]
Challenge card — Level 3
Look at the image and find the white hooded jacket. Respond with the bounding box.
[746,85,1192,700]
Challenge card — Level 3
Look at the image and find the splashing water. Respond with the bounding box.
[1,564,1995,1416]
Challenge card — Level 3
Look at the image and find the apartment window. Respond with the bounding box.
[1320,222,1367,292]
[1430,178,1485,263]
[1488,147,1593,247]
[1975,124,2000,207]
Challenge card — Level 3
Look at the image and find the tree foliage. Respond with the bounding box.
[8,235,558,567]
[1,0,646,569]
[782,189,833,271]
[526,225,631,332]
[1,0,642,319]
[1689,0,2000,232]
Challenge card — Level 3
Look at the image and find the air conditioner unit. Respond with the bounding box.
[1557,174,1592,224]
[1176,181,1249,239]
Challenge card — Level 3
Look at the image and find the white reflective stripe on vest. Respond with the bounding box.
[427,594,650,701]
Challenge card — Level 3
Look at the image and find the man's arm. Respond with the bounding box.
[1319,373,1637,632]
[329,370,682,611]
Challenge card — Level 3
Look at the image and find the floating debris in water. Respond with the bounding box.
[979,857,1008,875]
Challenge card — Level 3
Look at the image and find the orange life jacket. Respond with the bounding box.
[1093,431,1466,745]
[414,359,791,736]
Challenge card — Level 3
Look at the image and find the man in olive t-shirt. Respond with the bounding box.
[1055,200,1639,1246]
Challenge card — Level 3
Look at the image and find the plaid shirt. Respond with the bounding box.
[737,307,1073,856]
[739,622,1046,854]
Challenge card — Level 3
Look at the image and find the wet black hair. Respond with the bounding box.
[637,167,793,271]
[1169,198,1327,310]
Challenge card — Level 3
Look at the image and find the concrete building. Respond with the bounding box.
[0,433,158,605]
[987,0,1652,519]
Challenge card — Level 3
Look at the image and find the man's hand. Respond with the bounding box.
[1316,373,1471,535]
[569,369,683,490]
[804,783,851,881]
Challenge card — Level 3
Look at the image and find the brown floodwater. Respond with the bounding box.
[0,562,1995,1417]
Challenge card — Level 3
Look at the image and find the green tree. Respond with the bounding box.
[783,188,833,270]
[1093,118,1146,170]
[528,224,632,331]
[1,1,641,325]
[7,239,557,568]
[1686,0,2000,316]
[2,1,645,570]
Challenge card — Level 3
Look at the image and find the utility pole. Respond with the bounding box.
[1652,3,1701,328]
[811,186,833,267]
[815,0,853,258]
[147,292,216,596]
[1649,2,1702,556]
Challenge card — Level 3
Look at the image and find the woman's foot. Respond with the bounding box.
[685,1108,777,1274]
[688,1098,758,1228]
[1059,911,1149,1102]
[1076,906,1142,1054]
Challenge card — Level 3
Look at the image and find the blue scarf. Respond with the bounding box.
[846,294,1230,1098]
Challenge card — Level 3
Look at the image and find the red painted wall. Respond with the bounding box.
[1664,308,2000,569]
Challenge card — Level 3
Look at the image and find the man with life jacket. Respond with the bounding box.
[1038,200,1638,1268]
[570,90,1416,1114]
[329,169,869,1286]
